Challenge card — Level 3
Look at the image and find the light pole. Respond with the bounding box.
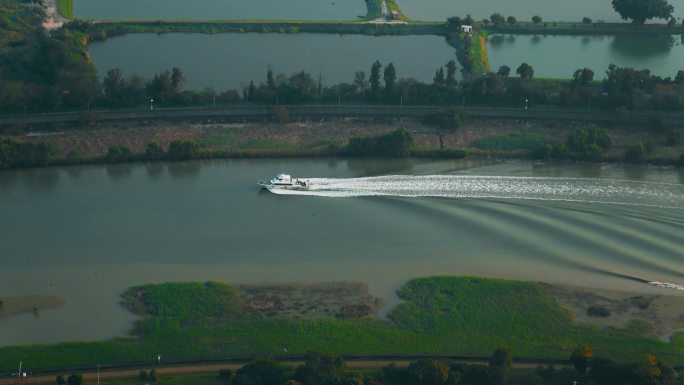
[149,98,154,111]
[97,364,100,385]
[213,94,216,108]
[524,98,529,110]
[18,361,22,378]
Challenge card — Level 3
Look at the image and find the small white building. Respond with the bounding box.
[461,25,473,33]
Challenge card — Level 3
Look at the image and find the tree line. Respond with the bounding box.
[56,348,679,385]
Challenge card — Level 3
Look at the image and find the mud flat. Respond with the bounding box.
[0,295,65,319]
[549,284,684,341]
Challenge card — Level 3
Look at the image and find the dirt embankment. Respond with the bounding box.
[15,117,679,160]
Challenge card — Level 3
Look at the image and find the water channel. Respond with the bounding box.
[1,158,683,346]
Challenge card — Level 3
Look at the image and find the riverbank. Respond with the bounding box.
[1,276,683,371]
[5,115,683,169]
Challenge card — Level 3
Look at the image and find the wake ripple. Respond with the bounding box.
[270,175,684,208]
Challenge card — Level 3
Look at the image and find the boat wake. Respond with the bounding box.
[268,175,684,208]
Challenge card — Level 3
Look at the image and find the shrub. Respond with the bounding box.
[106,145,132,162]
[218,369,232,381]
[66,374,83,385]
[168,140,201,160]
[145,142,165,160]
[624,141,649,163]
[344,128,414,157]
[566,126,612,160]
[587,306,611,317]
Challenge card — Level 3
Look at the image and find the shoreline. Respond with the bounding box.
[3,116,683,170]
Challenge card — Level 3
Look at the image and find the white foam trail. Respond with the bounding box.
[269,175,684,208]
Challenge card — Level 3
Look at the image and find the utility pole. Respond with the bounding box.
[18,361,22,378]
[97,365,100,385]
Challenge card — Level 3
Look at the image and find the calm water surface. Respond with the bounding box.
[73,0,684,22]
[88,33,457,91]
[74,0,365,20]
[398,0,684,21]
[1,158,683,346]
[488,34,684,79]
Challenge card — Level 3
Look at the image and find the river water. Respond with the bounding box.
[1,158,683,346]
[487,34,684,79]
[88,33,457,91]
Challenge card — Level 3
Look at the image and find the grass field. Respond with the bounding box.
[56,0,73,19]
[1,277,683,370]
[475,133,542,151]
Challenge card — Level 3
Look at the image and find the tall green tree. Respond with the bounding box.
[370,60,382,98]
[516,63,534,79]
[446,60,458,89]
[384,62,397,93]
[103,68,127,106]
[433,67,445,88]
[233,359,288,385]
[293,351,347,385]
[611,0,673,24]
[406,359,451,385]
[490,13,505,26]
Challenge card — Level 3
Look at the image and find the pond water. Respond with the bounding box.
[487,34,684,79]
[1,158,683,346]
[88,33,458,91]
[73,0,366,20]
[398,0,684,22]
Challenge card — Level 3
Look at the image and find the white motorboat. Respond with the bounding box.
[258,173,309,191]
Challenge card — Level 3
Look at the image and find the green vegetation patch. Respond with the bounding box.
[2,277,684,370]
[57,0,74,19]
[122,282,246,321]
[475,133,542,151]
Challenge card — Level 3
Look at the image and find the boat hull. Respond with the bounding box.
[258,182,309,191]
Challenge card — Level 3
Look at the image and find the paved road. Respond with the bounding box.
[2,105,683,126]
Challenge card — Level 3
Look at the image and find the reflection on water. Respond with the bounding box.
[167,161,202,179]
[145,162,165,179]
[610,35,676,59]
[488,34,684,78]
[106,164,135,179]
[0,158,682,346]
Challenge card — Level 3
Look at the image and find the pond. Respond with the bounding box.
[73,0,366,21]
[487,34,684,79]
[88,33,458,91]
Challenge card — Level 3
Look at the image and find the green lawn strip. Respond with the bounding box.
[2,277,683,371]
[80,21,444,40]
[56,0,73,19]
[474,133,542,151]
